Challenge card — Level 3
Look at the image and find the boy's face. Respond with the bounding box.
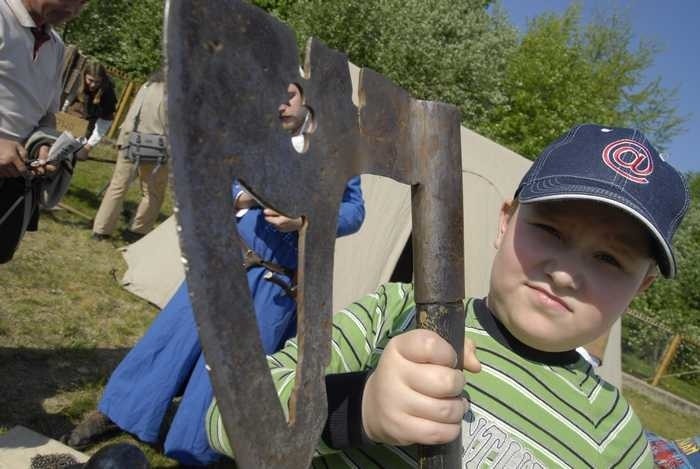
[278,83,307,133]
[488,199,657,352]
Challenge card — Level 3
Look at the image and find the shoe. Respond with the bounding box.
[91,232,110,241]
[122,230,145,243]
[60,410,120,451]
[84,443,150,469]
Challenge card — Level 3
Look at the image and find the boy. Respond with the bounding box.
[206,124,689,467]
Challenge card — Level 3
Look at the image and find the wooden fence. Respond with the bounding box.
[623,310,700,396]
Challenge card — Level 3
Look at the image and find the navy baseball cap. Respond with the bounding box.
[516,124,689,278]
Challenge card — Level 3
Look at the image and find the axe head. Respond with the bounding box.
[166,1,465,467]
[166,0,359,467]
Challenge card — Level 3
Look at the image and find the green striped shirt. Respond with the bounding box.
[207,283,653,468]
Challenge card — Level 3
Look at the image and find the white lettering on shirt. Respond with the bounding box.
[462,411,545,468]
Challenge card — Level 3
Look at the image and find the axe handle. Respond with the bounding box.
[415,302,465,467]
[409,101,465,467]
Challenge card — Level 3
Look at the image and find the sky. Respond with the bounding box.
[497,0,698,173]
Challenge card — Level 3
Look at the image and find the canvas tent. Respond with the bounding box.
[120,125,525,313]
[119,125,622,387]
[120,64,621,387]
[119,173,413,312]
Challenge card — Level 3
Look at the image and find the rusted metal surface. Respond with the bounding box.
[166,1,464,467]
[416,303,466,467]
[403,98,465,468]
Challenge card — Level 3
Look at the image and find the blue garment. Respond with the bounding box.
[98,177,364,466]
[646,431,700,469]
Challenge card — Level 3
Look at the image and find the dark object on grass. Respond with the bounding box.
[121,229,144,243]
[30,453,82,469]
[83,443,150,469]
[61,411,119,451]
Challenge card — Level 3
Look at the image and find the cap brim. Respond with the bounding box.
[518,177,675,278]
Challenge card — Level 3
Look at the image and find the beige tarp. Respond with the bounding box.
[119,127,621,386]
[119,215,184,309]
[120,125,532,308]
[119,174,413,313]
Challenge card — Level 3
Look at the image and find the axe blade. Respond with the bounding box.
[166,0,465,467]
[166,1,342,467]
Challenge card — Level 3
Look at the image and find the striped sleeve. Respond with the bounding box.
[206,283,417,458]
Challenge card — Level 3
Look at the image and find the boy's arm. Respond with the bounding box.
[231,180,257,210]
[34,113,59,174]
[206,283,417,458]
[335,176,365,237]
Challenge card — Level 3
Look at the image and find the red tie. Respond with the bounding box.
[30,26,51,59]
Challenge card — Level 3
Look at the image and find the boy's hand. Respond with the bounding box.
[0,138,28,177]
[361,329,481,446]
[234,191,258,210]
[263,208,303,232]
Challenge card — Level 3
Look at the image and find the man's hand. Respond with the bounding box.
[0,138,28,178]
[361,329,481,446]
[75,144,91,161]
[263,208,303,232]
[29,144,59,176]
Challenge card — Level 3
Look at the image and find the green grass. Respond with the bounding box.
[0,142,240,467]
[622,353,700,405]
[0,142,183,466]
[625,388,700,440]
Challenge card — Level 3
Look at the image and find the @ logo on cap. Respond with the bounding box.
[601,138,654,184]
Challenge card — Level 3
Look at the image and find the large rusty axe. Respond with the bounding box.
[166,1,465,467]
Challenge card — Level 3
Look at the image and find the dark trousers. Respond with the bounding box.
[0,178,39,263]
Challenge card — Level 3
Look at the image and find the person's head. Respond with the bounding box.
[82,62,109,92]
[488,124,689,353]
[278,83,310,134]
[22,0,88,26]
[80,62,111,103]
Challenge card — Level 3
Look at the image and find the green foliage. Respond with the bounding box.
[483,5,685,159]
[279,0,517,131]
[251,0,297,19]
[63,0,164,79]
[62,2,683,160]
[628,173,700,384]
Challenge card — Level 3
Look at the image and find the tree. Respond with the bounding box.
[280,0,517,132]
[632,173,700,327]
[63,0,164,78]
[482,5,685,159]
[626,173,700,382]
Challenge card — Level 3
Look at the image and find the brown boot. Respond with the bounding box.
[60,411,120,450]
